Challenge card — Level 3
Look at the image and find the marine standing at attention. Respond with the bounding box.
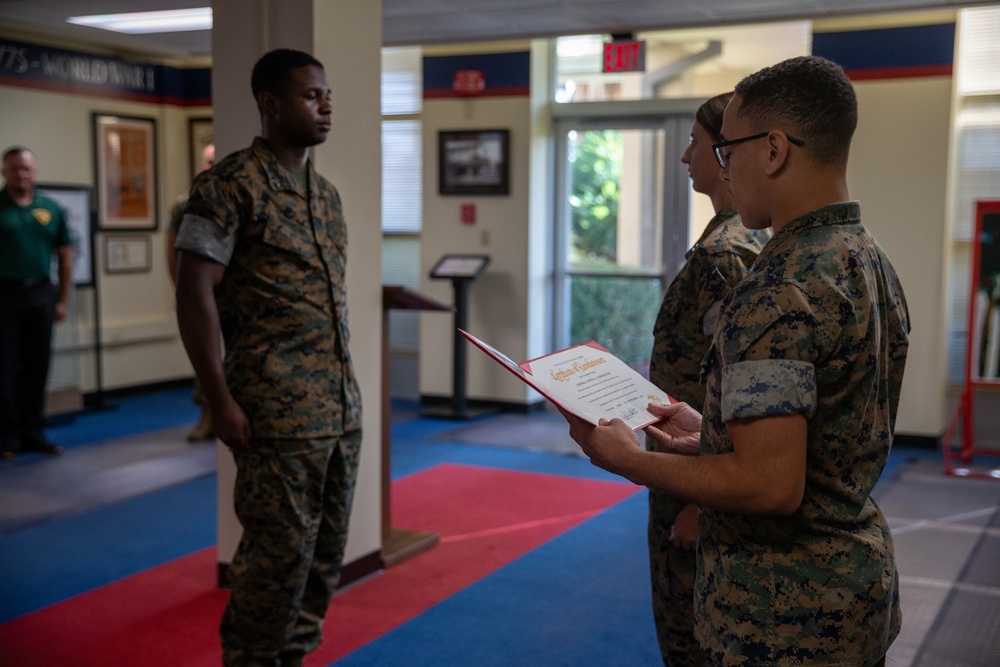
[647,92,768,666]
[174,48,363,667]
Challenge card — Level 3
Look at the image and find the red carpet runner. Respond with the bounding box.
[0,463,638,666]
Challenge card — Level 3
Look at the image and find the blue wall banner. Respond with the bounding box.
[424,51,530,98]
[813,23,955,80]
[0,37,210,106]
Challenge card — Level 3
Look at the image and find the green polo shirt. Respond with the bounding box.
[0,190,71,281]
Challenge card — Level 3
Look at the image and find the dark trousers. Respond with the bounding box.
[0,281,55,443]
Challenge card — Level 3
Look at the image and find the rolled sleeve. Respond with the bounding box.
[175,213,236,266]
[721,358,816,421]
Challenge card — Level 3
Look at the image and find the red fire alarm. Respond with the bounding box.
[461,203,476,224]
[453,69,485,96]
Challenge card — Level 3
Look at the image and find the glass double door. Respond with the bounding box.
[553,112,694,375]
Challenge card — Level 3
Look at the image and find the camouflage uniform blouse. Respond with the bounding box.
[698,202,909,665]
[650,206,767,412]
[648,207,767,521]
[175,138,362,438]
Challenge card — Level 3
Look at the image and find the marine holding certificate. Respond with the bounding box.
[562,56,909,666]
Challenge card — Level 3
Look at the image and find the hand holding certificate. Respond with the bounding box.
[459,329,672,431]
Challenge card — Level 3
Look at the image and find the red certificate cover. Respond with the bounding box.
[460,329,672,430]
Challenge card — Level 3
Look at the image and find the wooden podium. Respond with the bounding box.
[381,286,452,565]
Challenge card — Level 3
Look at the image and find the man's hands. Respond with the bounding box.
[670,503,699,550]
[562,409,643,479]
[561,401,703,481]
[644,401,702,455]
[211,397,253,451]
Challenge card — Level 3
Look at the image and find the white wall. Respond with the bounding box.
[849,77,952,437]
[0,80,202,393]
[419,94,536,404]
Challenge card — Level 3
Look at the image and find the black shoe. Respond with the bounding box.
[0,439,18,459]
[20,437,63,456]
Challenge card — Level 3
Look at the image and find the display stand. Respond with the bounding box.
[381,285,451,565]
[36,185,115,416]
[421,254,495,420]
[943,200,1000,480]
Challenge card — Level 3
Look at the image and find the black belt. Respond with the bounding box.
[0,277,51,287]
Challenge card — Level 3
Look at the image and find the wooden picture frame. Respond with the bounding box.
[103,234,152,274]
[93,113,158,231]
[438,129,510,195]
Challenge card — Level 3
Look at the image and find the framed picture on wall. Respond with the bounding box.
[438,129,510,195]
[92,113,158,231]
[36,184,96,287]
[103,234,152,274]
[188,116,214,179]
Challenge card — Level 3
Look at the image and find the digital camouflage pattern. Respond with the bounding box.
[175,138,363,666]
[698,202,909,665]
[176,137,362,438]
[647,206,768,666]
[649,206,768,414]
[221,432,362,666]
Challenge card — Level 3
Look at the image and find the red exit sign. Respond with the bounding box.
[603,40,646,73]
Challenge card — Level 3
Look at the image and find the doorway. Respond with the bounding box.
[552,106,695,375]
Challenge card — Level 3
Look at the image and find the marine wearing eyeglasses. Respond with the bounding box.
[712,131,804,170]
[562,55,909,667]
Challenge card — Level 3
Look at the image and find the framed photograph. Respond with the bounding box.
[103,234,152,274]
[92,113,158,231]
[37,184,95,287]
[438,129,510,195]
[188,116,214,179]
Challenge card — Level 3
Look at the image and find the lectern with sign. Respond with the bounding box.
[424,254,492,420]
[381,285,452,565]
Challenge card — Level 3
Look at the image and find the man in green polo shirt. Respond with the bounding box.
[0,146,73,458]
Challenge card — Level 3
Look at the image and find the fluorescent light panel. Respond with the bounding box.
[67,7,212,34]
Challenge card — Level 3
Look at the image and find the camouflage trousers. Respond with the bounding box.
[221,430,362,667]
[648,490,706,667]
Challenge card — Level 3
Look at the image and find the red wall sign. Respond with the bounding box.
[602,41,646,73]
[453,69,485,95]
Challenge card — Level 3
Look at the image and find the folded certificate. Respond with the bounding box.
[460,329,672,431]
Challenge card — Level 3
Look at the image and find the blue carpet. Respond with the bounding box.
[0,475,216,623]
[44,387,200,450]
[389,416,629,483]
[333,492,660,666]
[1,385,940,652]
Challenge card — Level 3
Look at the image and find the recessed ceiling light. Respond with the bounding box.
[67,7,212,34]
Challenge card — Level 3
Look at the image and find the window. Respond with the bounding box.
[947,6,1000,383]
[382,47,423,352]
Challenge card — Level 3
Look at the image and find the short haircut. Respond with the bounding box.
[2,146,32,162]
[695,92,734,142]
[251,48,323,100]
[734,55,857,166]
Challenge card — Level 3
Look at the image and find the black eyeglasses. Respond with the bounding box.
[712,132,805,169]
